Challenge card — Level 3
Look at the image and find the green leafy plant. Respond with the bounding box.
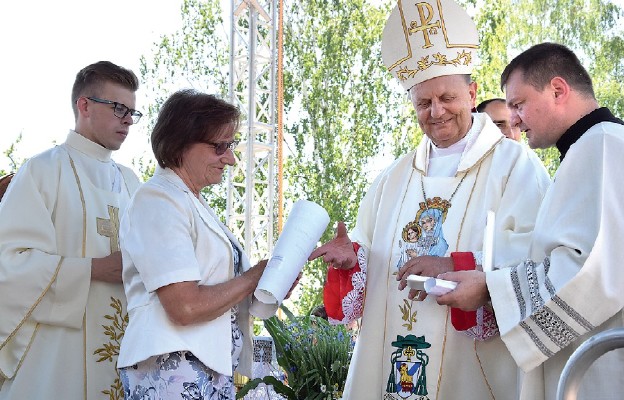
[237,307,355,399]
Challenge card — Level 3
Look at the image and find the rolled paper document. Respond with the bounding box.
[407,275,457,296]
[251,200,330,318]
[406,275,428,291]
[249,299,279,320]
[424,278,458,296]
[482,210,495,272]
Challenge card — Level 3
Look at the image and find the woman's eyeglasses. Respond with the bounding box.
[203,140,239,155]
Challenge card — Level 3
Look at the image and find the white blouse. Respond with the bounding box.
[118,166,254,377]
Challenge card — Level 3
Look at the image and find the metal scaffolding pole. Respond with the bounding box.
[227,0,280,263]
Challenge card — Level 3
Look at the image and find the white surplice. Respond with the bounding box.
[338,114,551,400]
[487,116,624,400]
[0,130,140,399]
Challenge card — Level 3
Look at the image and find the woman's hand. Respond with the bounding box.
[245,259,268,286]
[308,222,357,270]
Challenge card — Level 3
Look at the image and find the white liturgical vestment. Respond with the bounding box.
[0,130,140,399]
[334,114,551,400]
[487,108,624,400]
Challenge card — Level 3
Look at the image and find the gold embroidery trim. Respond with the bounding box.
[0,256,65,379]
[387,0,478,72]
[474,339,495,399]
[396,50,473,82]
[433,162,483,399]
[95,297,128,399]
[67,152,90,400]
[67,154,87,258]
[70,154,129,399]
[441,160,496,400]
[434,307,450,398]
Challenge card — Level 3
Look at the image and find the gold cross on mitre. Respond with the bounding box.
[97,205,120,252]
[381,0,479,91]
[408,2,441,49]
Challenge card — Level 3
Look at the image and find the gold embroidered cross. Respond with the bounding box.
[97,205,120,252]
[408,3,441,49]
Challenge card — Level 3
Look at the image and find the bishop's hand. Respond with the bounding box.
[308,221,357,270]
[397,255,454,300]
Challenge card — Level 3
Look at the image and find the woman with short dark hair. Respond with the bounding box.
[117,89,268,399]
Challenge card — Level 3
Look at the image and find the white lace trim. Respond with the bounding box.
[330,245,368,325]
[462,305,500,341]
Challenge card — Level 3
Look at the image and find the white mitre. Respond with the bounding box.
[382,0,479,91]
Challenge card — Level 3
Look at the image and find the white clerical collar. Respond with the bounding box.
[426,116,483,177]
[428,116,483,159]
[66,130,113,162]
[429,134,469,158]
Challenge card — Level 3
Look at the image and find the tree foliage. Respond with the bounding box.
[0,134,24,176]
[132,0,623,314]
[282,0,419,312]
[138,0,230,211]
[468,0,624,173]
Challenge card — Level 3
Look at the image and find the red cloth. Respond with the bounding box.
[323,247,479,330]
[323,243,361,321]
[450,252,478,331]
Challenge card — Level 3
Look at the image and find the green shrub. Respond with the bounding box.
[238,307,355,399]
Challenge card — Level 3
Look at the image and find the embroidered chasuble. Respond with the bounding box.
[326,115,551,400]
[0,130,141,399]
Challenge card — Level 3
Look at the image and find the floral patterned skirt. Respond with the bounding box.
[119,351,237,400]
